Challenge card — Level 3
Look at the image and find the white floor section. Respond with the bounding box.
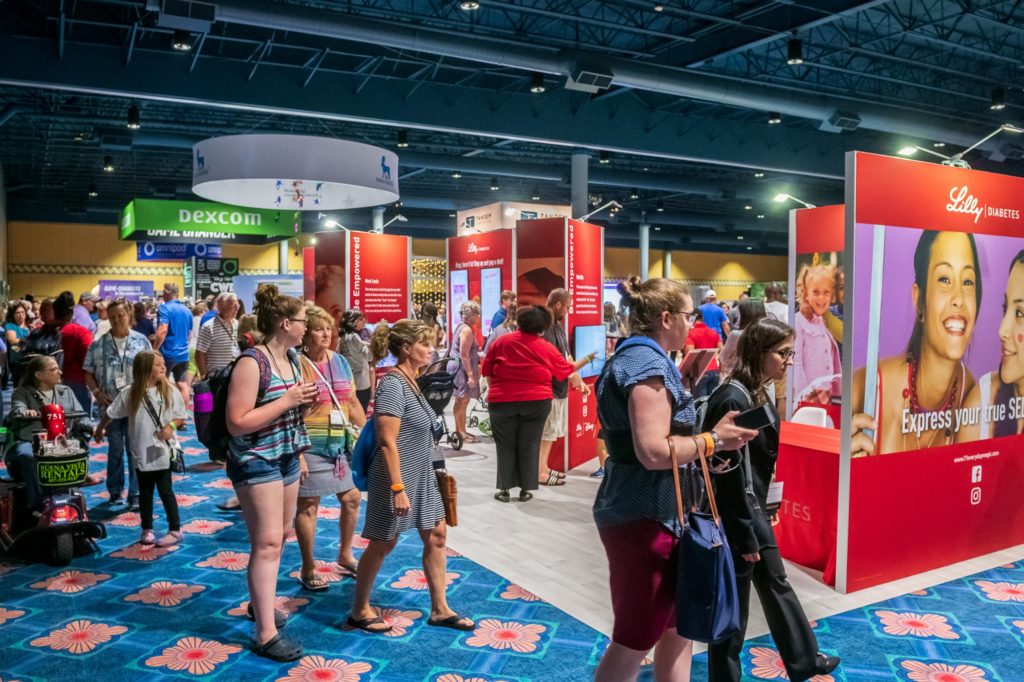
[439,425,1024,653]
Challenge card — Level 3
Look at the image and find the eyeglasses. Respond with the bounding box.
[768,348,795,360]
[289,318,308,325]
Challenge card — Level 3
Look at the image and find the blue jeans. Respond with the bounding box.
[5,441,41,510]
[106,417,138,499]
[695,370,721,399]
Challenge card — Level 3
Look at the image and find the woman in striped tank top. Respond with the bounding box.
[225,284,319,663]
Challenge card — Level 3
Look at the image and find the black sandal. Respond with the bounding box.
[246,602,288,628]
[251,633,303,662]
[518,491,533,502]
[427,613,476,631]
[494,490,511,503]
[345,614,393,634]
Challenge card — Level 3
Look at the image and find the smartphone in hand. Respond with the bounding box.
[733,404,775,430]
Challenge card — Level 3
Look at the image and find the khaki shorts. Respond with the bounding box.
[542,398,568,440]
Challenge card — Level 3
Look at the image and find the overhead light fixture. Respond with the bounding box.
[451,171,462,179]
[933,142,946,148]
[897,145,920,156]
[656,201,665,212]
[746,245,753,251]
[449,213,456,218]
[767,111,782,125]
[990,87,1006,111]
[102,156,115,172]
[397,129,409,148]
[653,4,664,11]
[598,150,610,164]
[490,177,500,190]
[530,72,546,94]
[74,132,84,142]
[629,188,640,200]
[531,188,541,201]
[126,104,141,129]
[310,236,318,246]
[787,38,804,65]
[576,200,622,221]
[87,183,99,198]
[737,235,744,240]
[744,204,753,210]
[773,193,816,209]
[756,213,765,219]
[754,171,765,178]
[322,220,349,230]
[172,29,193,51]
[459,0,480,9]
[896,124,1024,169]
[375,214,408,233]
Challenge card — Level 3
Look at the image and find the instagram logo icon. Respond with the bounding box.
[970,487,982,505]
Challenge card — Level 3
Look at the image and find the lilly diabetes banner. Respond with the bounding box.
[447,229,514,339]
[843,151,1024,591]
[347,231,411,325]
[121,199,299,244]
[789,205,844,428]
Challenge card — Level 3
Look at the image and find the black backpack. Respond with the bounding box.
[22,325,63,368]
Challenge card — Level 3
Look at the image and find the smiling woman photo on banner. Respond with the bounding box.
[957,249,1024,442]
[852,230,981,456]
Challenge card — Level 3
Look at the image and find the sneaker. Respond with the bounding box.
[589,467,605,479]
[139,529,156,545]
[106,494,124,506]
[155,531,183,547]
[128,496,139,512]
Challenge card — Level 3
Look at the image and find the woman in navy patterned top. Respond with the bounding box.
[593,276,756,682]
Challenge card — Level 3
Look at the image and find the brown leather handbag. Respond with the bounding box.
[436,469,458,527]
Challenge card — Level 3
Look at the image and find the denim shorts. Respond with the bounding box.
[226,452,300,488]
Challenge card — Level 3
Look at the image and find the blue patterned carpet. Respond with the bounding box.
[1,428,1023,680]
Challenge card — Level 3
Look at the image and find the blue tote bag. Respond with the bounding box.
[670,436,742,644]
[350,416,376,492]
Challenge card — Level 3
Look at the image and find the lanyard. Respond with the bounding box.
[215,316,234,338]
[264,345,296,389]
[108,334,130,373]
[36,388,56,405]
[302,351,344,412]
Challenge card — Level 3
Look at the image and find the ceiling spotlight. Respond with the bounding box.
[991,87,1006,111]
[656,201,665,212]
[897,145,918,156]
[451,171,462,179]
[490,177,500,190]
[102,156,115,172]
[531,188,541,201]
[310,236,319,246]
[754,171,765,178]
[172,29,193,51]
[746,245,753,251]
[744,204,753,210]
[530,72,546,94]
[773,192,816,209]
[756,214,765,219]
[449,213,456,218]
[74,132,84,142]
[397,129,409,148]
[629,188,640,200]
[787,38,804,65]
[737,235,744,240]
[653,4,664,11]
[767,111,782,125]
[87,183,99,198]
[933,142,946,148]
[126,104,141,129]
[598,150,610,164]
[459,0,480,9]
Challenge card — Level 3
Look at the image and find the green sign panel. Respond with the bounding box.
[37,455,89,487]
[120,199,299,245]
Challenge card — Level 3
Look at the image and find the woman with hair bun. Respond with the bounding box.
[225,284,320,662]
[348,319,474,634]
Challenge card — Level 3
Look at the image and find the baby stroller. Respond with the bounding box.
[467,378,491,437]
[418,358,464,451]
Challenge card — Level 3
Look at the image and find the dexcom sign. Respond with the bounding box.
[120,199,298,245]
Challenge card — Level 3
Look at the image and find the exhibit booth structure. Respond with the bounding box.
[306,230,412,345]
[447,228,516,345]
[776,152,1024,593]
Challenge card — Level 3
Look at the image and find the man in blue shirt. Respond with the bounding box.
[698,289,731,341]
[72,292,98,333]
[489,290,517,330]
[155,283,194,415]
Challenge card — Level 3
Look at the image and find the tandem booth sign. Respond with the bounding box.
[120,199,300,245]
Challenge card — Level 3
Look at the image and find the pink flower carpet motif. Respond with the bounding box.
[0,608,26,625]
[446,547,462,558]
[352,533,369,549]
[174,493,208,507]
[900,660,989,682]
[376,608,422,637]
[747,647,835,681]
[876,610,960,640]
[171,474,187,483]
[125,581,205,607]
[180,519,232,535]
[391,568,458,591]
[500,584,541,602]
[1012,619,1024,634]
[30,620,128,654]
[974,580,1024,602]
[183,447,207,456]
[145,637,242,676]
[109,543,180,562]
[108,512,144,527]
[435,675,502,682]
[197,550,249,571]
[317,506,341,520]
[465,619,546,654]
[910,589,930,596]
[31,570,111,594]
[0,562,20,577]
[288,560,346,584]
[275,655,373,682]
[91,490,111,501]
[228,596,309,618]
[202,478,235,490]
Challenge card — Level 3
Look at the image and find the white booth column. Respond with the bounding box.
[639,222,651,278]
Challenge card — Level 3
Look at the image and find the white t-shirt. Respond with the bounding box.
[765,300,790,325]
[107,385,187,472]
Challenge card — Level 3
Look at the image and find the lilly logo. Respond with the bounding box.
[946,186,983,223]
[195,148,205,170]
[467,243,479,254]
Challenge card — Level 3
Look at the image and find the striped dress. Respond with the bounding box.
[362,372,445,541]
[228,348,311,465]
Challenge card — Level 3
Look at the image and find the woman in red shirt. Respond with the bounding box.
[482,306,593,503]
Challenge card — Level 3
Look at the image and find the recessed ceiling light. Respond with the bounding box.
[459,1,480,10]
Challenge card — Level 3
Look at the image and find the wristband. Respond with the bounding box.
[390,483,405,493]
[701,432,715,457]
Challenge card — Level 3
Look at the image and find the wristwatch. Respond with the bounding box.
[709,430,722,450]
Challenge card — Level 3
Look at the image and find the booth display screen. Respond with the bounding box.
[450,270,469,329]
[574,325,607,379]
[480,267,501,336]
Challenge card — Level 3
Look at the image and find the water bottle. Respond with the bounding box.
[193,380,213,442]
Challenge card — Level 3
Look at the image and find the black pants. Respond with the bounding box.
[137,468,181,532]
[489,399,551,492]
[707,535,819,682]
[356,388,372,414]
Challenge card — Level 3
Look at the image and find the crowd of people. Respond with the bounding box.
[0,275,842,679]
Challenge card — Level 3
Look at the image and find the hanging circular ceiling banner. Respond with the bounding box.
[191,134,400,210]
